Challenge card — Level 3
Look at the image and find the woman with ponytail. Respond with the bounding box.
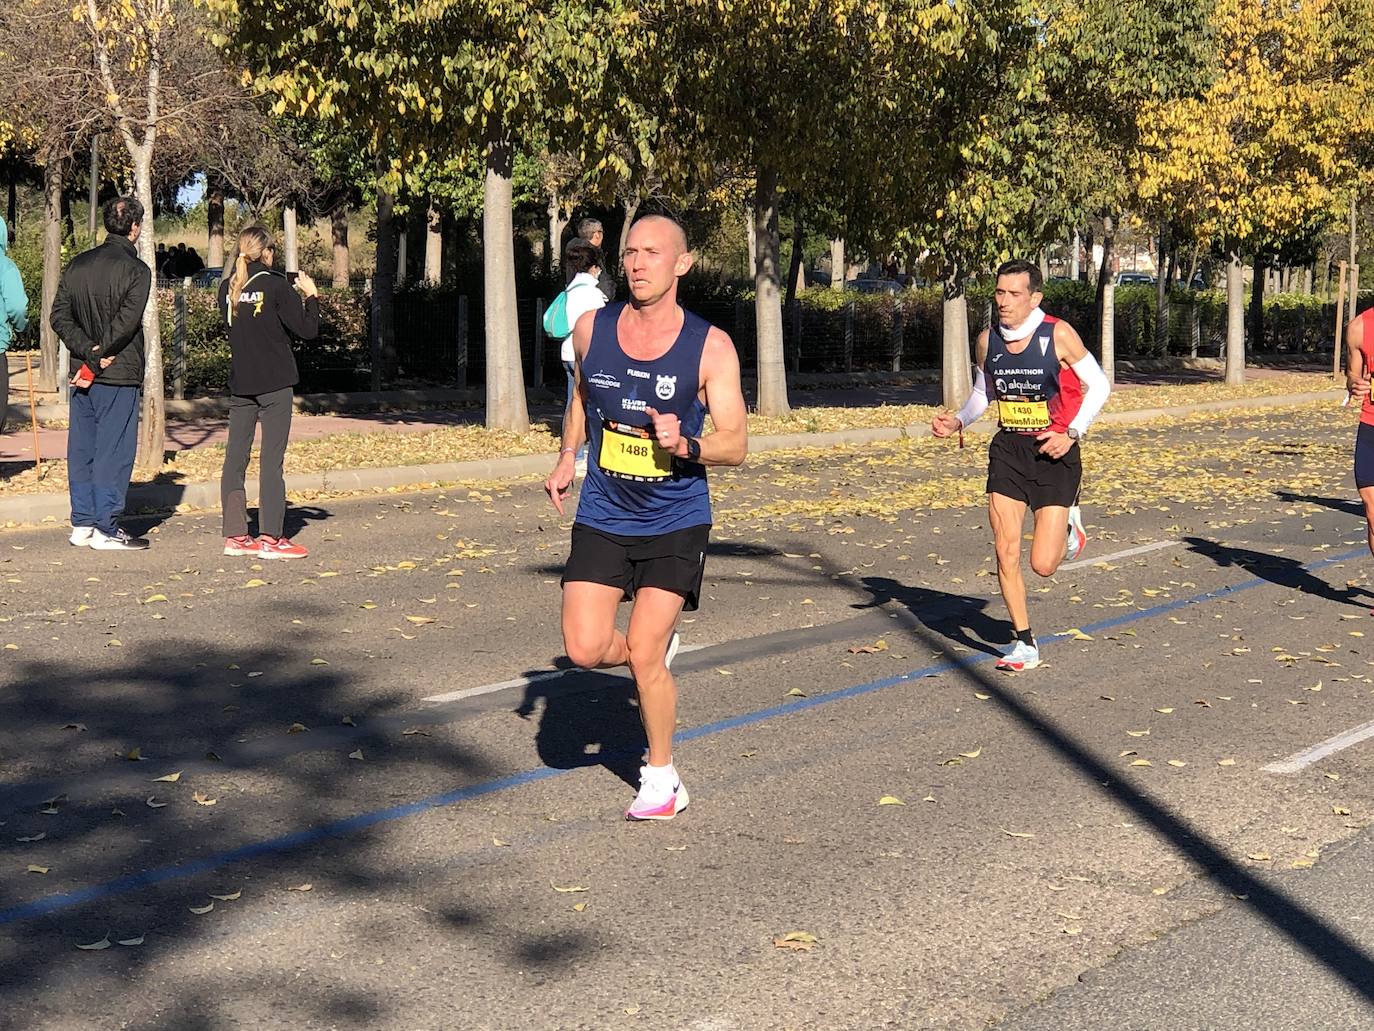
[216,225,319,559]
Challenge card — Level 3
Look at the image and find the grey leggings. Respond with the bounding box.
[221,386,293,538]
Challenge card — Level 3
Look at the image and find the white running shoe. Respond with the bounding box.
[89,527,150,551]
[625,766,690,821]
[665,631,681,671]
[1065,505,1087,562]
[996,639,1040,672]
[69,526,94,547]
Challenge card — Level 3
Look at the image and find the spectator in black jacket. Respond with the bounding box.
[50,196,152,551]
[217,224,319,560]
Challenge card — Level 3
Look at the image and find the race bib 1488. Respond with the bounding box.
[598,420,673,481]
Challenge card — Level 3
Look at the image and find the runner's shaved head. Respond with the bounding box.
[628,215,689,257]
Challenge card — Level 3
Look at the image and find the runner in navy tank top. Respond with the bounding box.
[932,259,1112,672]
[545,215,748,821]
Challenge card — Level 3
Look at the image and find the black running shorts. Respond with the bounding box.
[1356,422,1374,489]
[986,430,1082,510]
[562,523,711,611]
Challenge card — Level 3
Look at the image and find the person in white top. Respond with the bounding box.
[559,238,608,424]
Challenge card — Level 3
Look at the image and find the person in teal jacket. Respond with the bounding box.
[0,215,31,430]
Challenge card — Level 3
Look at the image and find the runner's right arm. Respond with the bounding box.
[544,309,597,514]
[1348,316,1368,403]
[932,330,989,437]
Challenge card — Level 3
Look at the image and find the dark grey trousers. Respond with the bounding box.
[220,386,293,539]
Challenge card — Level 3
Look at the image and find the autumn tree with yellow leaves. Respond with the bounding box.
[1138,0,1374,385]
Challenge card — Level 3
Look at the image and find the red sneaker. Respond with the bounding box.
[223,535,259,557]
[258,536,308,560]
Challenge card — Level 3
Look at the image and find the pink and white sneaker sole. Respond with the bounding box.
[625,784,690,822]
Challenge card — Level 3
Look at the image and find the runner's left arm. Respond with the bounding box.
[1347,316,1368,402]
[678,327,747,466]
[1055,321,1110,436]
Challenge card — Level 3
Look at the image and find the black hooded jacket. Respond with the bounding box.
[217,261,319,396]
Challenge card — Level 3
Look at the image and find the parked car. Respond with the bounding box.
[191,267,223,289]
[845,277,902,295]
[1115,271,1156,286]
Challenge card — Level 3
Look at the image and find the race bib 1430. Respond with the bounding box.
[598,420,673,481]
[997,398,1051,432]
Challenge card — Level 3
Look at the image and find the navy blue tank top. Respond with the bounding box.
[575,303,712,535]
[985,315,1081,433]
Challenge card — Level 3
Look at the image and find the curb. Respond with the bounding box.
[0,388,1345,528]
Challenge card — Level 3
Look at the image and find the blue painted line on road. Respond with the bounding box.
[0,545,1363,927]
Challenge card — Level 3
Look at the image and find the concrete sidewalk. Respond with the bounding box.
[0,386,1345,528]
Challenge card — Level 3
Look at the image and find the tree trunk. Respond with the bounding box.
[1165,242,1177,290]
[830,238,845,290]
[331,200,349,289]
[941,264,973,410]
[1038,249,1050,284]
[396,224,408,286]
[483,137,529,431]
[1095,215,1116,377]
[1249,254,1266,353]
[1225,253,1245,386]
[282,201,299,273]
[1081,227,1094,283]
[1070,229,1081,281]
[547,189,567,276]
[1155,223,1169,355]
[132,151,164,476]
[87,137,99,243]
[206,182,224,269]
[6,165,16,231]
[39,157,63,393]
[784,208,804,308]
[424,203,442,286]
[753,165,789,417]
[744,204,756,281]
[617,196,640,270]
[371,186,396,390]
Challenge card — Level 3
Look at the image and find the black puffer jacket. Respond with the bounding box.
[50,235,152,387]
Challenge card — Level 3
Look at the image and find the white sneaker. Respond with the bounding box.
[1065,505,1087,562]
[665,631,681,671]
[69,527,94,547]
[625,766,690,821]
[89,527,150,551]
[996,639,1040,672]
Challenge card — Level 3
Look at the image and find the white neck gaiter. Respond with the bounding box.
[1000,306,1045,341]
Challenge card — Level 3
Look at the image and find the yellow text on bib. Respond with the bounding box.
[997,398,1051,432]
[599,420,673,481]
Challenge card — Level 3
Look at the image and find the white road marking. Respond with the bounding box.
[422,644,707,703]
[426,541,1183,703]
[1263,718,1374,774]
[1060,539,1180,572]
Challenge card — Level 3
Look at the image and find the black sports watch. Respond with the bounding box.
[1066,427,1082,441]
[684,436,702,462]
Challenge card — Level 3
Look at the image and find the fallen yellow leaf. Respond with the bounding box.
[773,931,819,951]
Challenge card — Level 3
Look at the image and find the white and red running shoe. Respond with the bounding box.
[995,639,1040,672]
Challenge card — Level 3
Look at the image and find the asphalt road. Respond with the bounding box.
[1,407,1373,1030]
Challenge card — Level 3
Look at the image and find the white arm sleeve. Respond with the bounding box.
[1068,353,1110,435]
[956,367,989,429]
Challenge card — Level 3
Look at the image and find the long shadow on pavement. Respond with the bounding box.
[0,595,567,1026]
[849,538,1374,1009]
[1182,535,1374,610]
